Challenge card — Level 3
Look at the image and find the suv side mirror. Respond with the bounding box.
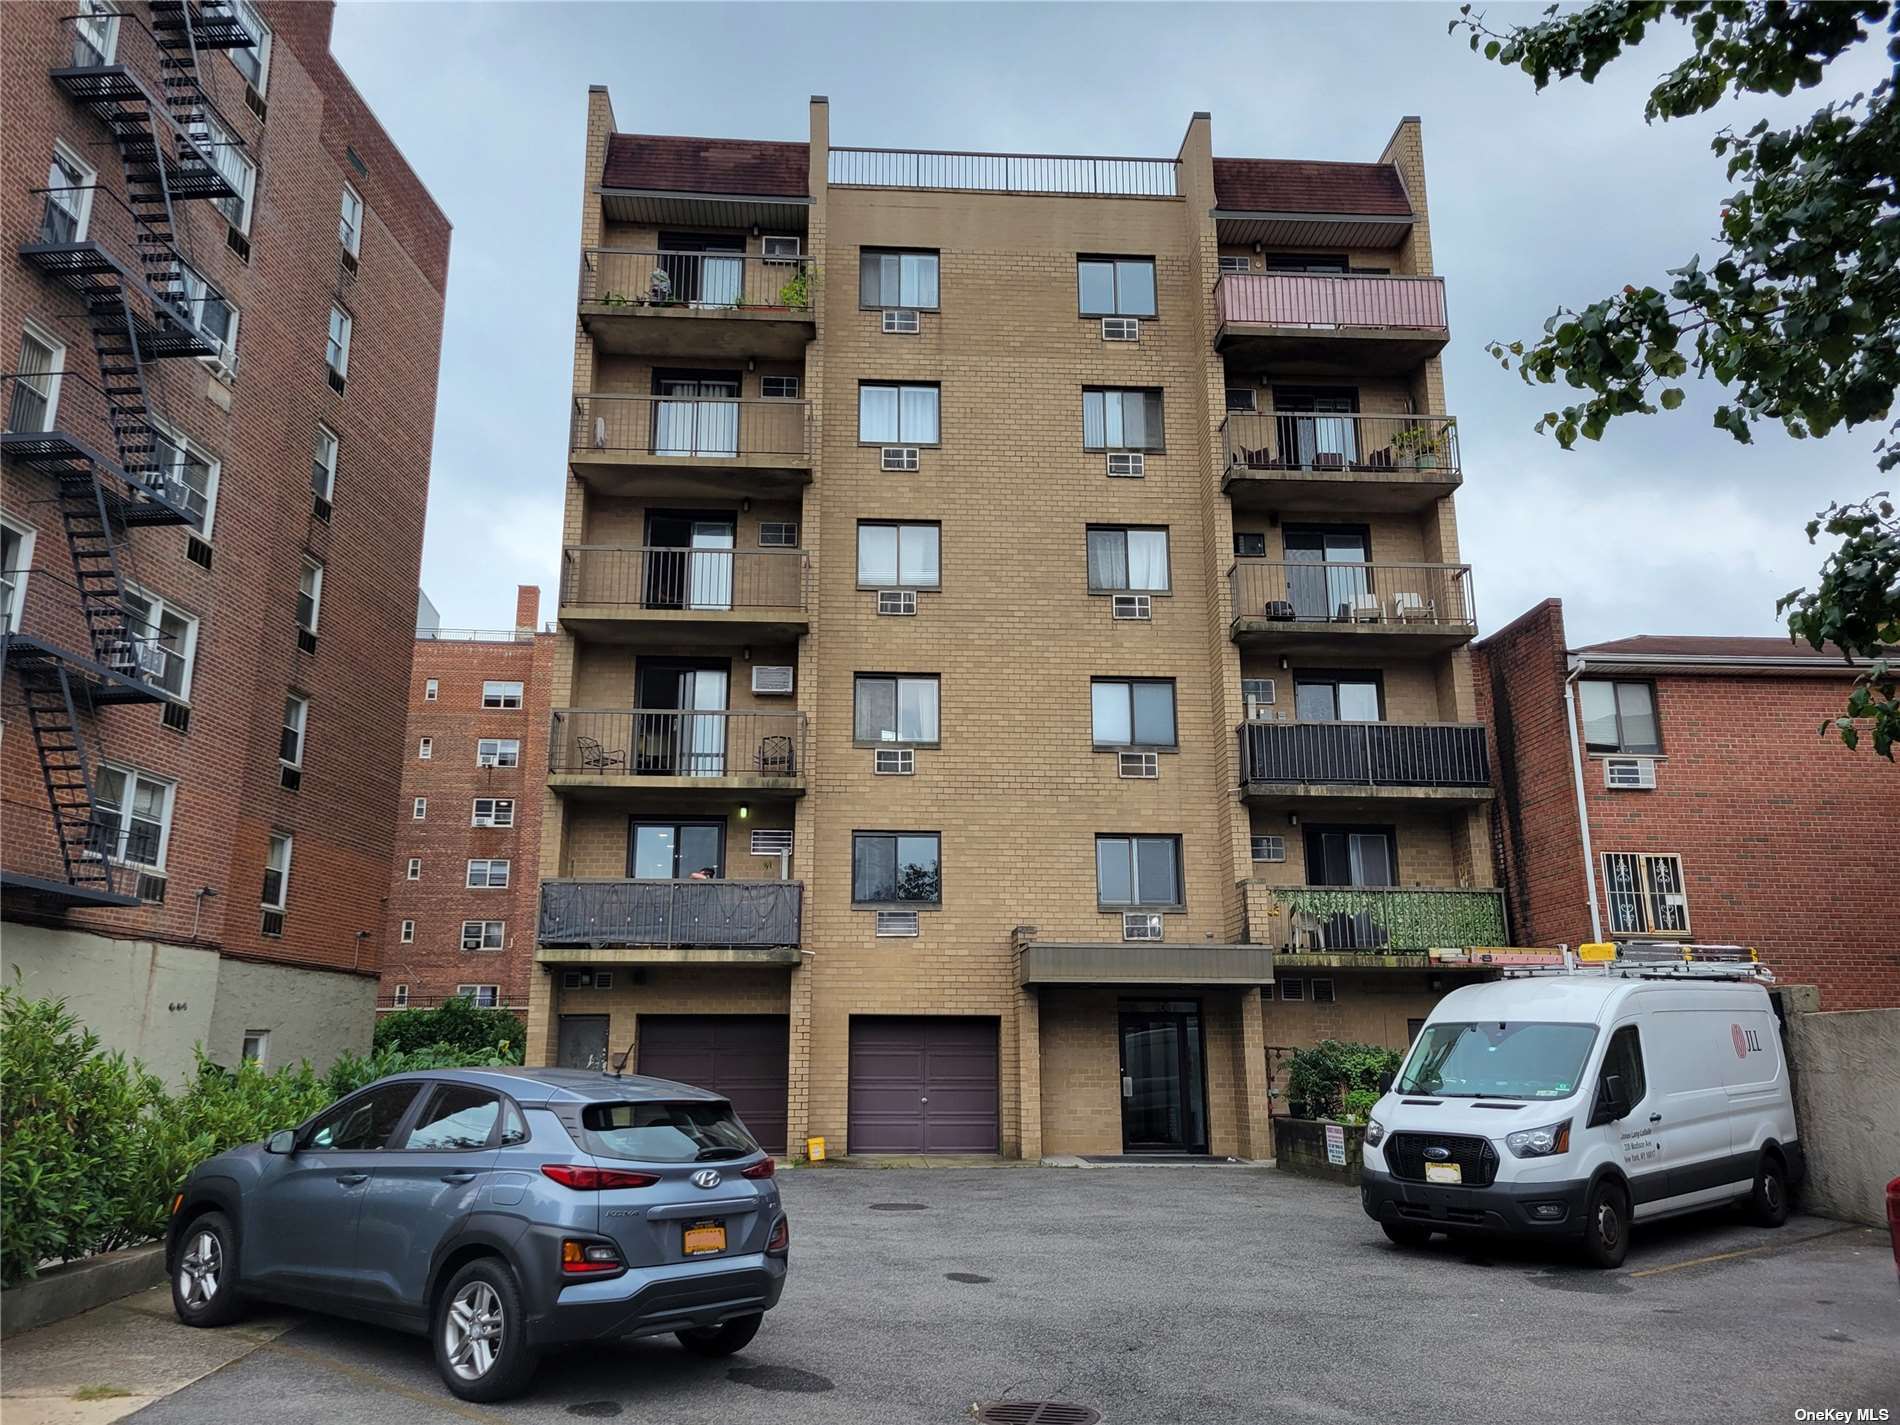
[1589,1073,1628,1128]
[1376,1072,1395,1094]
[266,1129,297,1155]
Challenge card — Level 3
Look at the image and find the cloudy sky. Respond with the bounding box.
[329,1,1891,644]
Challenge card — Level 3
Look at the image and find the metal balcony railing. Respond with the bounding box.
[1239,721,1490,788]
[0,799,136,899]
[549,709,807,779]
[1267,885,1508,953]
[1223,412,1460,478]
[828,146,1179,197]
[1,564,186,692]
[561,546,808,613]
[571,394,811,459]
[1229,560,1475,627]
[1,371,204,526]
[1215,272,1448,331]
[580,250,814,311]
[539,878,803,948]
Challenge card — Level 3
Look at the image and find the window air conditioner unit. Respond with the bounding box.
[1250,834,1286,864]
[752,665,795,695]
[1111,594,1152,621]
[137,871,168,903]
[279,765,302,791]
[1604,756,1657,790]
[1118,751,1158,779]
[874,747,915,775]
[762,235,801,262]
[462,932,486,951]
[881,446,919,472]
[1102,316,1140,342]
[261,909,285,938]
[882,308,921,334]
[1122,911,1163,942]
[1106,452,1145,477]
[877,588,917,616]
[875,910,920,938]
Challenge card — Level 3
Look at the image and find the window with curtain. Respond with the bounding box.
[1294,674,1382,723]
[1095,835,1182,907]
[10,328,62,434]
[1086,527,1169,592]
[92,764,172,867]
[858,383,939,444]
[1077,257,1157,317]
[1082,388,1165,451]
[852,832,941,905]
[262,833,292,909]
[1579,680,1661,754]
[279,695,307,766]
[854,675,940,744]
[856,522,940,588]
[1090,680,1176,747]
[859,250,940,309]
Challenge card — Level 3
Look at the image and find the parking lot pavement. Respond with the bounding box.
[11,1166,1894,1425]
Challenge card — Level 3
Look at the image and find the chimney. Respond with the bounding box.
[515,585,540,631]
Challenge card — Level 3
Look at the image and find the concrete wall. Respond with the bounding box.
[1785,1006,1900,1228]
[204,956,377,1074]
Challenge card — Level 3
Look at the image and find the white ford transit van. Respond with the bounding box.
[1359,950,1801,1268]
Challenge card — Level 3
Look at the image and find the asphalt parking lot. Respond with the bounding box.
[8,1166,1897,1425]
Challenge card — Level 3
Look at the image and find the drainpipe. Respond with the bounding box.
[1562,657,1604,943]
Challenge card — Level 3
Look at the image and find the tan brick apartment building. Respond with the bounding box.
[1,1,448,1079]
[378,587,554,1015]
[1477,600,1900,1011]
[527,92,1501,1159]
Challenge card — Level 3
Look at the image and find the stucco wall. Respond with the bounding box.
[1785,1007,1900,1228]
[205,957,376,1075]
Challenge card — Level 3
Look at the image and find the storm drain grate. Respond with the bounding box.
[975,1404,1103,1425]
[868,1201,929,1211]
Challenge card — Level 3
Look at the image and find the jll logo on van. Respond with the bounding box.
[1731,1023,1763,1057]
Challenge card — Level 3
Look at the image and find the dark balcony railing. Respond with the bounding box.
[1268,885,1507,953]
[571,394,810,459]
[828,146,1178,197]
[1240,721,1490,788]
[580,250,814,311]
[1223,412,1460,478]
[1230,560,1475,627]
[0,799,135,899]
[550,709,807,780]
[539,877,803,948]
[562,545,807,613]
[2,369,207,528]
[1215,272,1448,331]
[0,564,187,692]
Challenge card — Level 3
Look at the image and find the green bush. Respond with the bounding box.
[1285,1039,1403,1120]
[371,997,523,1061]
[1337,1088,1382,1126]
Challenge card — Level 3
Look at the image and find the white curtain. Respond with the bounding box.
[1125,529,1168,590]
[859,386,898,443]
[896,525,938,585]
[899,386,938,444]
[698,255,742,308]
[687,523,733,610]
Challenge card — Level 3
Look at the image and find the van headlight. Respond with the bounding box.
[1504,1120,1572,1158]
[1363,1117,1386,1148]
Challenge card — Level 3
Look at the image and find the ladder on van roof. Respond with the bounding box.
[1431,942,1773,982]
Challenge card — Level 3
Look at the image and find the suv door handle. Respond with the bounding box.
[440,1171,477,1185]
[1648,1114,1663,1123]
[335,1173,369,1186]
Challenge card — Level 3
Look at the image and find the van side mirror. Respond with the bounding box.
[1377,1072,1395,1094]
[267,1129,297,1155]
[1589,1074,1628,1128]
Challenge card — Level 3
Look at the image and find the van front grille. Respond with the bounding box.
[1385,1132,1498,1187]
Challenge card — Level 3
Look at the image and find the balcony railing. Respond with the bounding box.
[1,370,203,527]
[549,709,807,780]
[1240,721,1489,788]
[562,546,808,613]
[828,146,1178,197]
[539,877,803,948]
[571,394,810,459]
[1222,412,1460,478]
[0,799,138,903]
[1267,886,1507,953]
[0,564,186,693]
[1215,273,1447,331]
[580,250,814,311]
[1230,560,1475,627]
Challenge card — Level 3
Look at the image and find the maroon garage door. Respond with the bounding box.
[848,1016,999,1154]
[637,1015,789,1154]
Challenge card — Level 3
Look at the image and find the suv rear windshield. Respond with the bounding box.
[1396,1021,1598,1101]
[579,1101,759,1163]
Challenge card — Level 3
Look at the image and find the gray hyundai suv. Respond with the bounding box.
[164,1067,789,1401]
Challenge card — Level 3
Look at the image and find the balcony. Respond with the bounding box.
[537,878,802,963]
[1214,273,1448,374]
[1015,937,1275,988]
[548,709,806,799]
[569,394,812,499]
[559,546,808,645]
[1229,560,1476,654]
[579,250,814,360]
[1238,722,1491,805]
[1221,412,1461,513]
[1251,885,1508,960]
[0,568,189,707]
[0,802,142,910]
[2,373,199,528]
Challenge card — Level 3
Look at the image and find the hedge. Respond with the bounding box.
[1284,1039,1404,1122]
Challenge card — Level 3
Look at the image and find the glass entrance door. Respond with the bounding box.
[1284,527,1370,622]
[654,376,740,457]
[1118,1000,1208,1153]
[688,521,734,611]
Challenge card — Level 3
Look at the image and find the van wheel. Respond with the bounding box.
[677,1312,762,1357]
[433,1258,539,1402]
[1750,1155,1791,1228]
[171,1211,244,1327]
[1581,1180,1630,1269]
[1381,1222,1432,1248]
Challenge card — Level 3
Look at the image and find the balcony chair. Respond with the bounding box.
[1392,591,1436,623]
[576,735,627,772]
[757,735,795,776]
[1263,599,1297,621]
[1347,593,1384,623]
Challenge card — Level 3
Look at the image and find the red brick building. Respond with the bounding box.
[1475,599,1899,1010]
[378,587,554,1016]
[2,1,449,1078]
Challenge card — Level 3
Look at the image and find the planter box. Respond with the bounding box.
[0,1242,166,1338]
[1272,1116,1365,1186]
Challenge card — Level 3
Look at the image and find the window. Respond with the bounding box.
[1250,834,1286,862]
[405,1085,502,1151]
[338,183,363,257]
[1096,835,1183,908]
[203,115,255,232]
[297,559,323,633]
[412,797,426,820]
[854,675,940,745]
[1294,673,1382,723]
[852,832,941,906]
[179,263,238,374]
[42,142,95,243]
[1218,254,1252,275]
[857,522,940,589]
[279,694,308,767]
[1233,531,1268,558]
[311,424,338,500]
[1225,387,1257,412]
[456,985,500,1009]
[858,383,939,445]
[9,325,64,433]
[477,737,520,765]
[1086,527,1170,592]
[326,306,352,378]
[472,798,515,828]
[71,0,119,65]
[1091,679,1176,748]
[1596,1025,1648,1113]
[241,1030,269,1068]
[1579,680,1661,754]
[762,375,800,399]
[116,585,195,697]
[399,922,414,944]
[406,857,421,880]
[1267,254,1350,273]
[91,764,172,867]
[150,422,217,534]
[418,736,433,760]
[1602,852,1691,936]
[226,0,272,92]
[1305,826,1396,888]
[758,521,798,547]
[261,833,292,909]
[1077,257,1156,317]
[467,858,511,889]
[303,1083,419,1152]
[423,678,438,701]
[1280,978,1305,1002]
[1,516,34,632]
[762,235,802,261]
[1241,677,1276,715]
[1082,389,1165,452]
[481,681,523,710]
[631,821,724,879]
[461,921,505,951]
[859,249,940,309]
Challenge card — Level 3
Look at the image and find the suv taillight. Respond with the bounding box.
[766,1215,790,1254]
[561,1238,624,1276]
[741,1157,775,1180]
[540,1163,659,1190]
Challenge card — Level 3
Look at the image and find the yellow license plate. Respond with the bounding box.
[1425,1162,1462,1185]
[682,1221,726,1256]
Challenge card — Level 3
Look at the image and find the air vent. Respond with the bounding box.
[1312,978,1336,1004]
[875,910,920,938]
[751,664,795,695]
[161,702,191,734]
[874,747,915,775]
[137,872,167,903]
[1604,757,1657,790]
[881,308,921,334]
[261,909,285,938]
[1122,911,1163,942]
[243,83,268,121]
[1280,978,1305,1002]
[1118,751,1158,779]
[750,829,793,857]
[1106,452,1145,477]
[880,446,919,472]
[1250,834,1286,863]
[279,765,302,791]
[877,588,917,616]
[1102,316,1140,342]
[296,628,318,655]
[595,971,613,990]
[1111,594,1152,621]
[327,368,347,395]
[186,537,213,570]
[225,226,250,262]
[312,494,332,522]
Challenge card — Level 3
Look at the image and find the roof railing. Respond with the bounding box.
[828,146,1178,197]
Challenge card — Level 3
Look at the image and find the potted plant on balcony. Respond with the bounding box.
[776,266,812,311]
[1391,422,1447,470]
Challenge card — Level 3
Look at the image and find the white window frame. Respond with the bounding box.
[406,857,421,880]
[280,693,308,768]
[423,678,439,701]
[472,798,515,828]
[149,418,219,536]
[466,858,511,890]
[203,114,256,234]
[91,763,175,870]
[412,797,427,820]
[338,183,363,258]
[178,262,238,376]
[225,0,272,93]
[45,140,97,243]
[1601,851,1692,937]
[480,681,524,710]
[73,0,120,65]
[855,522,940,590]
[398,923,414,945]
[460,922,505,952]
[418,736,433,760]
[456,984,500,1007]
[261,832,292,910]
[1218,254,1252,275]
[476,737,520,766]
[2,513,38,634]
[326,306,352,379]
[12,322,66,433]
[240,1030,270,1068]
[857,382,940,446]
[311,423,338,501]
[120,583,199,700]
[297,558,323,634]
[761,375,800,400]
[393,983,410,1006]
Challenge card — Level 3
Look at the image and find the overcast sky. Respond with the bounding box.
[329,2,1891,644]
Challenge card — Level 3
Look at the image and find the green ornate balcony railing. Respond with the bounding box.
[1267,885,1507,953]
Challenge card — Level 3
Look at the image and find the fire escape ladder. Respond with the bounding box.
[53,459,137,673]
[16,660,120,895]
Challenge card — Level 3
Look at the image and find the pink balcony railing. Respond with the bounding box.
[1216,273,1447,332]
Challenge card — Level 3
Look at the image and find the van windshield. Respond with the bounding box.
[580,1101,759,1163]
[1395,1021,1598,1100]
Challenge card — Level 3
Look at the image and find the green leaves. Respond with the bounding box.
[1778,494,1900,759]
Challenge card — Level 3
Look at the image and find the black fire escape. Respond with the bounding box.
[1,3,255,908]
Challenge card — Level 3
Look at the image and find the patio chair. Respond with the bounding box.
[1264,599,1297,621]
[757,735,795,776]
[576,735,626,772]
[1392,591,1436,623]
[1347,593,1383,623]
